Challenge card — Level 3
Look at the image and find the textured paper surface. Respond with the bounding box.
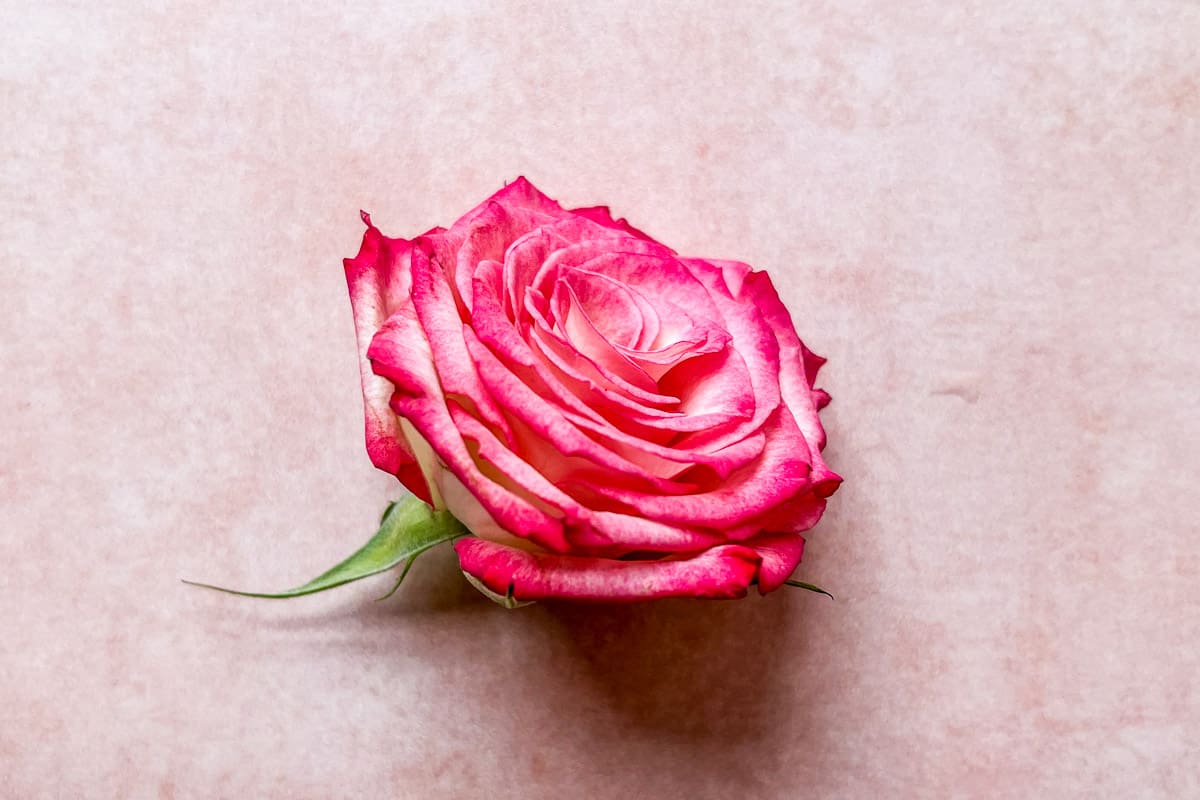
[3,2,1198,797]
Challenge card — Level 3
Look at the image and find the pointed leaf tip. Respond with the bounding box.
[783,579,835,600]
[375,556,418,602]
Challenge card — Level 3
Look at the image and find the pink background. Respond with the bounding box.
[4,2,1198,797]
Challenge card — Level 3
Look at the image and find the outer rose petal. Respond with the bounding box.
[744,532,806,594]
[455,537,762,601]
[343,213,431,503]
[727,263,842,493]
[567,204,657,241]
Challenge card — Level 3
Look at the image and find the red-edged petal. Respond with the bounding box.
[367,313,570,553]
[730,263,840,488]
[463,329,697,493]
[343,213,431,502]
[455,537,761,601]
[460,177,567,228]
[557,251,722,322]
[586,406,813,531]
[407,244,512,442]
[744,533,806,594]
[567,204,658,242]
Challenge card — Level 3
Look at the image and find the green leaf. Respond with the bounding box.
[783,579,835,600]
[182,495,468,599]
[374,556,418,602]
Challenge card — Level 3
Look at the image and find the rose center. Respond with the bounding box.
[554,267,646,350]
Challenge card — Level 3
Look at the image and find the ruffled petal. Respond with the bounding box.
[367,313,570,553]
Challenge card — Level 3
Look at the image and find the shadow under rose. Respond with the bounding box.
[536,589,805,743]
[232,544,812,747]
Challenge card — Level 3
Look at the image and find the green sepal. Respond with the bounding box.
[183,495,467,599]
[374,556,418,602]
[462,572,535,609]
[783,579,834,600]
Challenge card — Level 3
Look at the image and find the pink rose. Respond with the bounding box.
[344,178,840,601]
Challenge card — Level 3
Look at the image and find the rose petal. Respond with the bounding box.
[460,177,566,227]
[462,328,699,493]
[587,406,813,530]
[659,259,786,455]
[730,264,840,486]
[723,493,828,540]
[567,204,657,241]
[343,213,431,503]
[407,244,512,442]
[507,216,636,321]
[558,251,723,323]
[656,347,756,425]
[556,267,644,349]
[743,532,806,594]
[367,313,570,553]
[455,537,762,601]
[527,295,672,407]
[430,196,563,313]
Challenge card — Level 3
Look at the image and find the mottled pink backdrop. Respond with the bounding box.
[3,2,1197,797]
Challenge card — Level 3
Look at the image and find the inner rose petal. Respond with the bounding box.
[524,287,680,409]
[552,278,658,394]
[565,251,723,322]
[614,297,732,380]
[556,267,644,348]
[471,264,770,474]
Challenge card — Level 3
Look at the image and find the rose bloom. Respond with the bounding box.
[344,178,840,601]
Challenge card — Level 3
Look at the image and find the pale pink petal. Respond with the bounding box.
[555,267,644,348]
[551,280,658,392]
[507,217,636,320]
[661,259,785,455]
[448,402,729,554]
[656,347,756,424]
[527,298,670,405]
[559,251,723,322]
